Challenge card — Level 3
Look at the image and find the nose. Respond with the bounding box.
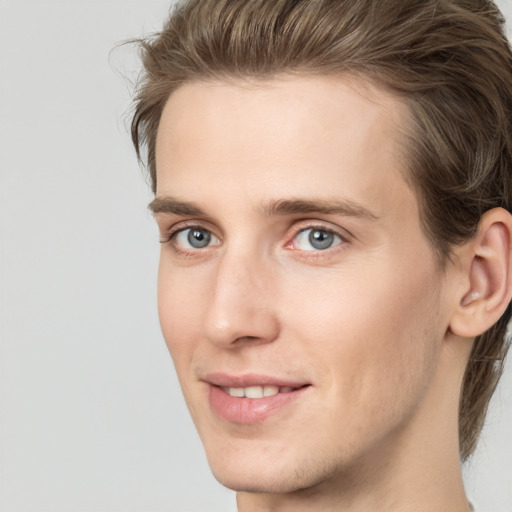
[203,250,280,349]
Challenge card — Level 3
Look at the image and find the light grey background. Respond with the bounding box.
[0,1,511,511]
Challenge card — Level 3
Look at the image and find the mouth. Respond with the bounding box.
[221,384,305,398]
[204,374,311,424]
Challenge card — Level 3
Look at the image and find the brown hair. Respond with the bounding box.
[131,0,512,460]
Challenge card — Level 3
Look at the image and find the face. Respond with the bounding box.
[153,76,452,494]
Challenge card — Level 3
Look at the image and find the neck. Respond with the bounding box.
[236,336,472,512]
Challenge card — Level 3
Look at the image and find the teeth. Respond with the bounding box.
[263,385,279,397]
[245,386,264,398]
[225,385,293,398]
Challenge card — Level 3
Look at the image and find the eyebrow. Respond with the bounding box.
[260,198,379,220]
[148,195,379,220]
[149,196,206,216]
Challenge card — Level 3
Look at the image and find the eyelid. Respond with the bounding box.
[159,220,221,246]
[283,221,352,259]
[285,220,352,244]
[294,228,343,250]
[158,218,351,258]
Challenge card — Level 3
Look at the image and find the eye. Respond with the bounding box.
[173,227,220,250]
[293,228,343,251]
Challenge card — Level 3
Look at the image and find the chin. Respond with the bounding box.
[212,469,311,494]
[206,447,340,495]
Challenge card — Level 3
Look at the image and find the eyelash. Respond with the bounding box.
[159,222,219,257]
[287,225,346,256]
[160,222,350,259]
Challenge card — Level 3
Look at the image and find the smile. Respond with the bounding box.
[204,374,311,424]
[222,385,296,398]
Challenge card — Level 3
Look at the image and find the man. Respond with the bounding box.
[131,1,512,510]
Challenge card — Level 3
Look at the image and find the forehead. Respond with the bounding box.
[154,75,414,221]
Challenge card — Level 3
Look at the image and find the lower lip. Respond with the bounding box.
[208,385,309,424]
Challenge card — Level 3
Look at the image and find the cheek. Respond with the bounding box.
[281,261,442,420]
[157,262,200,362]
[157,264,208,422]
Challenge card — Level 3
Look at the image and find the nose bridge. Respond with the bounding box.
[204,243,279,347]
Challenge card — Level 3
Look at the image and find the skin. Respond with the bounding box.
[153,76,476,511]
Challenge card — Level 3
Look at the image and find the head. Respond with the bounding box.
[131,0,512,490]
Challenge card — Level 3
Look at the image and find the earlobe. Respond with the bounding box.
[449,208,512,338]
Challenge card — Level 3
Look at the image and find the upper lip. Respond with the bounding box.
[203,372,310,388]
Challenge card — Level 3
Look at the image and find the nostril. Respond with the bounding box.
[236,335,261,343]
[204,297,280,348]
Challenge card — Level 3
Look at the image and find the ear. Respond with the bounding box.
[449,208,512,338]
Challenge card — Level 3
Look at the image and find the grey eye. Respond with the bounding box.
[187,228,211,248]
[174,227,218,249]
[309,229,335,250]
[294,228,342,251]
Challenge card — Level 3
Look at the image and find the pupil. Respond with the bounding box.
[309,229,333,250]
[188,229,211,248]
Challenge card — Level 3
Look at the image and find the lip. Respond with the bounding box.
[204,372,309,388]
[204,373,311,424]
